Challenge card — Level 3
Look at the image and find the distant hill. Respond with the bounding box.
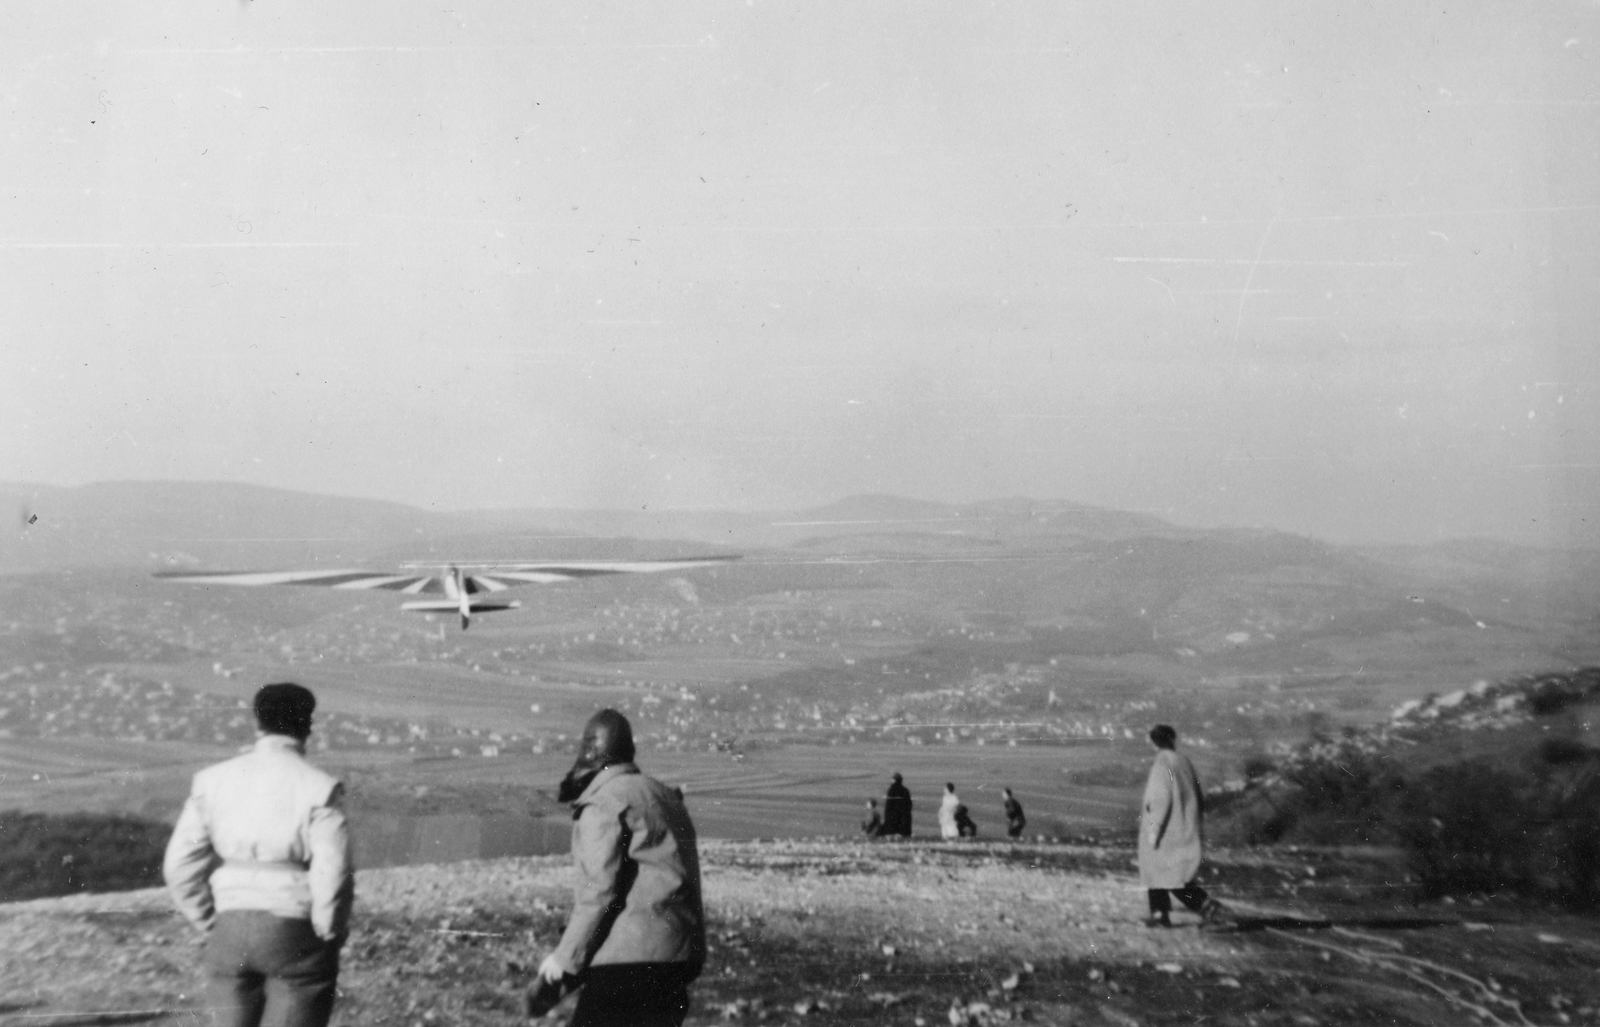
[1,482,1209,574]
[6,480,1598,655]
[0,481,471,572]
[4,481,1598,741]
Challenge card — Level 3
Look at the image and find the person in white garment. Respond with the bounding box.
[163,683,353,1027]
[938,782,962,841]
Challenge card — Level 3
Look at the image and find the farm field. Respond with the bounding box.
[0,734,1155,845]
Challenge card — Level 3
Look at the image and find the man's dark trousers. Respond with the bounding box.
[568,963,695,1027]
[1147,883,1210,918]
[204,911,339,1027]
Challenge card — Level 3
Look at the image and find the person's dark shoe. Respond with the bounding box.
[1198,900,1235,931]
[1142,915,1172,929]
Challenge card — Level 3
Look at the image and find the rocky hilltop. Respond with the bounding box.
[3,837,1598,1027]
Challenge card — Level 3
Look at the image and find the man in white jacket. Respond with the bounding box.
[164,683,353,1027]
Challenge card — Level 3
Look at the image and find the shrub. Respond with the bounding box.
[0,811,171,901]
[1282,747,1393,813]
[1283,755,1404,845]
[1241,754,1276,782]
[1212,745,1403,846]
[1392,760,1530,898]
[1523,667,1600,716]
[1389,746,1600,908]
[1206,786,1299,847]
[1207,663,1600,909]
[1526,742,1600,909]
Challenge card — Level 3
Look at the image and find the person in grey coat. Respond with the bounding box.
[163,682,353,1027]
[1138,724,1227,928]
[534,709,705,1027]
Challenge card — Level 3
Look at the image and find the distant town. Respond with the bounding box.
[1,589,1325,760]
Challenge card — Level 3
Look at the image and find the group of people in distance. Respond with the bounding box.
[160,682,1225,1027]
[861,779,1027,840]
[860,723,1229,933]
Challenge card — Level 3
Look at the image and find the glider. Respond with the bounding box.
[154,557,738,630]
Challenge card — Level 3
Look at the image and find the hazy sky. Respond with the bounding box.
[4,1,1597,547]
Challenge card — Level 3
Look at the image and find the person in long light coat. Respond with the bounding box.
[938,782,962,841]
[1137,724,1227,928]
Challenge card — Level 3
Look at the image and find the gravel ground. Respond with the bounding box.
[3,840,1597,1026]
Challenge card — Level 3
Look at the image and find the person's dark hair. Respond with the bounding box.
[581,708,636,766]
[945,782,956,792]
[1149,724,1178,749]
[892,772,902,783]
[557,708,637,804]
[254,682,316,739]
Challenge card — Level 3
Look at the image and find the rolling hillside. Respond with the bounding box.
[3,481,1597,836]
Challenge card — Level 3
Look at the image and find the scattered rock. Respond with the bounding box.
[946,999,1021,1026]
[1098,1004,1141,1027]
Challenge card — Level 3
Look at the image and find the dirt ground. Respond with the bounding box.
[2,839,1597,1027]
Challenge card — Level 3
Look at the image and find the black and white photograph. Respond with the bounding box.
[3,2,1598,1024]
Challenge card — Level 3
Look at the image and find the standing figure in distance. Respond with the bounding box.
[882,773,913,839]
[938,782,962,841]
[535,709,705,1027]
[1138,724,1227,928]
[163,682,353,1027]
[1002,788,1027,840]
[861,799,884,839]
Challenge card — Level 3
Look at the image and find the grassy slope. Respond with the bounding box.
[3,840,1599,1027]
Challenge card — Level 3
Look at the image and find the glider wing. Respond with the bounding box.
[153,569,444,594]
